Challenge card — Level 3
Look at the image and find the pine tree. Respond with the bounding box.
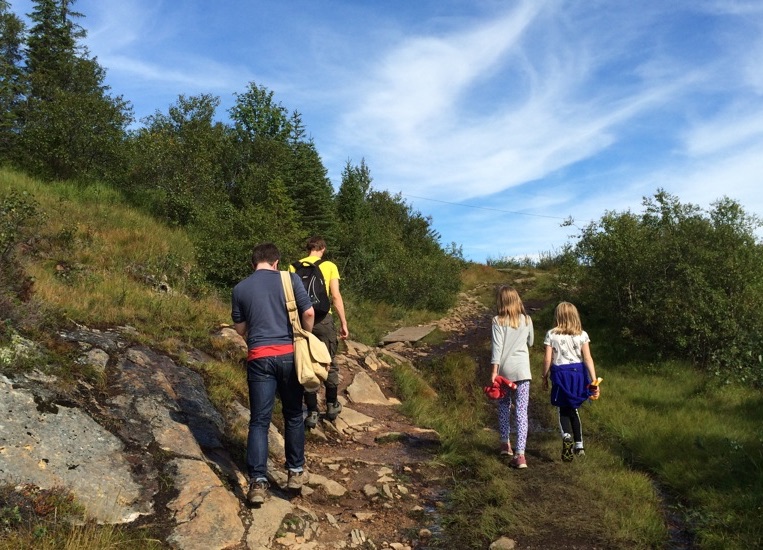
[16,0,132,180]
[0,1,27,159]
[229,83,337,244]
[286,111,337,243]
[336,159,371,225]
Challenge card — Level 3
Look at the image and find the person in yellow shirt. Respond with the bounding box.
[290,237,349,427]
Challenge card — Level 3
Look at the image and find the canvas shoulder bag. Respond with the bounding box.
[280,271,330,391]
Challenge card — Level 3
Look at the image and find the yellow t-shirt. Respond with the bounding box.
[288,255,340,312]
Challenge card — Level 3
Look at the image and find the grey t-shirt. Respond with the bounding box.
[491,315,534,382]
[231,270,312,350]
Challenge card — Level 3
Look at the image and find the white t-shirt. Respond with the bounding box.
[543,330,590,365]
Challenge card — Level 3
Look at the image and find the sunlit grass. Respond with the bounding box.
[393,357,522,548]
[0,522,164,550]
[343,295,442,345]
[460,263,511,291]
[0,484,162,550]
[3,168,228,346]
[192,358,248,412]
[590,361,763,549]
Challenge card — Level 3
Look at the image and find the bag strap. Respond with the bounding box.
[280,272,306,337]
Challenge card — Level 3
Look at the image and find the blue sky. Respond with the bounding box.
[9,0,763,261]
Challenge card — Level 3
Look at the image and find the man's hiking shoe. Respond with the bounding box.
[510,454,527,469]
[247,480,269,505]
[326,401,342,420]
[500,442,513,456]
[304,410,319,429]
[574,448,586,458]
[562,434,574,462]
[287,470,305,491]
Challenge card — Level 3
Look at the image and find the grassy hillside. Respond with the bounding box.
[3,167,455,345]
[1,168,229,345]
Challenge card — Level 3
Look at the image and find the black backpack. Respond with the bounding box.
[291,259,331,322]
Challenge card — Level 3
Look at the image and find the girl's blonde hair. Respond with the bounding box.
[552,301,583,335]
[495,286,529,328]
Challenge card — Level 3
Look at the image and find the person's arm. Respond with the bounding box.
[542,345,553,391]
[490,320,502,383]
[581,342,599,397]
[329,278,349,339]
[301,306,315,333]
[526,317,534,347]
[234,321,247,339]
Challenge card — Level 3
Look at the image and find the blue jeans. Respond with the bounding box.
[246,353,305,480]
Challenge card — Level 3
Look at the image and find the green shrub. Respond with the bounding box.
[570,190,763,384]
[0,190,49,331]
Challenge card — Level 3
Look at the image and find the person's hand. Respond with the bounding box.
[542,376,549,391]
[491,371,497,383]
[590,385,600,399]
[339,323,349,339]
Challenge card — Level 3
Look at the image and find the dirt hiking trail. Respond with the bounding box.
[261,280,637,550]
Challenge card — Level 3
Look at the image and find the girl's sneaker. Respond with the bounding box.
[500,442,513,456]
[510,454,527,469]
[562,434,574,462]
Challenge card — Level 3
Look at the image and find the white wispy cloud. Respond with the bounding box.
[684,106,763,157]
[335,0,709,206]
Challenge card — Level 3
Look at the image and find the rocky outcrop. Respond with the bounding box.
[0,373,151,523]
[0,320,457,549]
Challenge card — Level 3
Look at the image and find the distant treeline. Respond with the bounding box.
[0,0,463,310]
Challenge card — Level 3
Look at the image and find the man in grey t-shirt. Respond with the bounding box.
[232,243,314,504]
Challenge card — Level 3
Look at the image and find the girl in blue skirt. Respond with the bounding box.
[541,302,599,462]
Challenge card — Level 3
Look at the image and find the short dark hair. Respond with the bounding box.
[306,236,326,252]
[251,243,280,266]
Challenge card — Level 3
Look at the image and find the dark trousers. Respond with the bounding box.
[305,314,340,409]
[558,406,583,443]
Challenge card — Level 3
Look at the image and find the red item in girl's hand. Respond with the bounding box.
[483,376,518,399]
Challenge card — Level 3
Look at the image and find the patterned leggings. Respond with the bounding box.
[497,380,530,454]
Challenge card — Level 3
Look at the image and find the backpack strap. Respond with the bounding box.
[293,259,323,269]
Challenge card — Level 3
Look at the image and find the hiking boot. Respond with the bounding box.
[247,480,269,505]
[304,410,319,429]
[562,434,574,463]
[326,401,342,420]
[287,470,305,491]
[510,454,527,469]
[574,447,586,458]
[500,441,513,456]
